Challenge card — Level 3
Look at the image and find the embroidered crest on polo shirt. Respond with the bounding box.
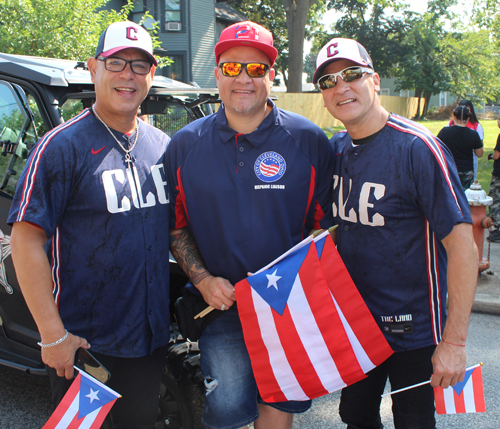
[254,151,286,183]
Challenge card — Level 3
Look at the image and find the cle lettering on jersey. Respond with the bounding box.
[333,175,385,226]
[102,164,169,214]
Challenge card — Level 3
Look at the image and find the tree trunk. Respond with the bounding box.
[423,92,432,117]
[414,88,422,119]
[283,0,316,93]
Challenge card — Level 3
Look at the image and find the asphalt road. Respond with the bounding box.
[1,312,499,428]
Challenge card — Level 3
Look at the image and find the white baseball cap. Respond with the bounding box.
[313,38,373,84]
[95,21,158,66]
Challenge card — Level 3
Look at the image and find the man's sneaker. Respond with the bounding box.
[489,230,500,242]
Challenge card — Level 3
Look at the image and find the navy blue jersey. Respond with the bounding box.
[9,109,171,357]
[167,100,334,285]
[330,114,472,352]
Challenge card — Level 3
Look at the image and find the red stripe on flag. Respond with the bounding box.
[235,280,287,402]
[300,244,366,386]
[434,386,447,415]
[67,412,83,428]
[320,235,393,365]
[454,388,466,414]
[272,304,328,399]
[43,374,81,428]
[472,366,486,412]
[90,399,118,428]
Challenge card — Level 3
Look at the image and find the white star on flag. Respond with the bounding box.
[86,388,100,403]
[266,269,281,290]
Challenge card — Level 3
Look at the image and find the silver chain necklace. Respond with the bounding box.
[92,105,139,169]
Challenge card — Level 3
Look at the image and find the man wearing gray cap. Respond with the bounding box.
[9,21,170,427]
[314,38,478,428]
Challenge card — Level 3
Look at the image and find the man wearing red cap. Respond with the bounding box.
[167,21,335,429]
[9,21,171,427]
[314,37,477,428]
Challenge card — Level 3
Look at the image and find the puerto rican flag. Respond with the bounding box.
[43,369,120,429]
[434,364,486,415]
[235,231,393,402]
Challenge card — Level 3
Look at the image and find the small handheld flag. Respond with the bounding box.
[42,368,121,429]
[434,363,486,415]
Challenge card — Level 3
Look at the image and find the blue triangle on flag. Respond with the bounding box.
[452,367,475,396]
[247,243,310,316]
[78,373,117,419]
[315,235,326,259]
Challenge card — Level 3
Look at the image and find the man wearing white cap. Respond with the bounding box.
[314,38,478,428]
[167,21,334,429]
[9,21,171,427]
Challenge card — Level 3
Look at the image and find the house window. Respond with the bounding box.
[380,89,390,96]
[160,52,186,82]
[400,90,409,97]
[165,0,181,22]
[439,92,447,106]
[131,1,147,24]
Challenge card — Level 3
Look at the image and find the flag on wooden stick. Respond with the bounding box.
[235,231,393,402]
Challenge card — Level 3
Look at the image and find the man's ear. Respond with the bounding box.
[214,66,220,87]
[269,68,276,81]
[88,57,97,83]
[373,72,381,93]
[150,65,156,79]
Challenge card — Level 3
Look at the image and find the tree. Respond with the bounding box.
[283,0,321,92]
[0,0,166,65]
[311,0,409,80]
[446,32,500,104]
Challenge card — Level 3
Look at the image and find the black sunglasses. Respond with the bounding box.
[219,62,270,78]
[317,66,374,90]
[97,56,152,75]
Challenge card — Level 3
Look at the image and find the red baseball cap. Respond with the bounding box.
[215,21,278,67]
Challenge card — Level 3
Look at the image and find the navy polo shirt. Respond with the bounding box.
[167,100,334,285]
[9,109,171,357]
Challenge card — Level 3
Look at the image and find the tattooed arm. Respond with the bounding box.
[169,227,236,309]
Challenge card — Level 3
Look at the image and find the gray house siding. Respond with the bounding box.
[189,0,216,87]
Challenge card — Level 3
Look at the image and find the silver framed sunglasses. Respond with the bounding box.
[317,66,374,90]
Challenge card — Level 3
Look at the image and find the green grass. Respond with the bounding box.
[324,119,499,193]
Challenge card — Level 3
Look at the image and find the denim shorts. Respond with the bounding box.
[198,307,311,429]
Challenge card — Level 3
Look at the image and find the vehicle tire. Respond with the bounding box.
[157,326,205,429]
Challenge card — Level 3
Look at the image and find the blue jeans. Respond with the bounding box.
[339,345,436,429]
[199,307,311,429]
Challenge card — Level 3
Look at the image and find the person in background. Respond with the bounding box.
[487,113,500,242]
[449,99,484,180]
[8,21,171,428]
[315,36,478,429]
[438,105,483,191]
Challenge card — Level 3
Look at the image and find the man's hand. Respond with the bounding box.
[430,341,466,388]
[196,275,236,311]
[41,333,90,380]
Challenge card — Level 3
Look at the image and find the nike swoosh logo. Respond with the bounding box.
[91,146,107,155]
